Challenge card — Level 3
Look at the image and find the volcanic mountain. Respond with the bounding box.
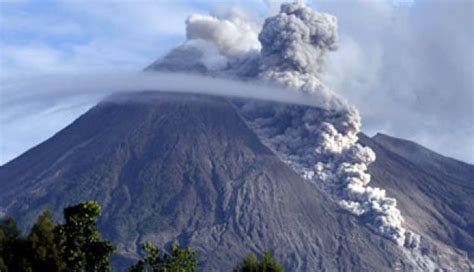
[1,1,472,270]
[0,92,473,271]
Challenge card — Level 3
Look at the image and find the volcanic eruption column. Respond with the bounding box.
[155,2,419,248]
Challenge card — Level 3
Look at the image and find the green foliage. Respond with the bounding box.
[27,211,66,271]
[56,201,115,272]
[234,251,284,272]
[1,201,285,272]
[235,253,259,272]
[0,217,20,240]
[0,201,114,272]
[0,216,27,272]
[128,241,198,272]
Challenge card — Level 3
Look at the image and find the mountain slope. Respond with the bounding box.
[359,133,474,263]
[0,92,422,271]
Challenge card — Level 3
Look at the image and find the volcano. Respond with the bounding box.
[0,92,472,271]
[1,1,473,270]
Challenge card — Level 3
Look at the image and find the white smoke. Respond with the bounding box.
[186,9,261,57]
[150,2,419,248]
[148,6,261,73]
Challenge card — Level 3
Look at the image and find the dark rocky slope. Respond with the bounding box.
[0,92,472,270]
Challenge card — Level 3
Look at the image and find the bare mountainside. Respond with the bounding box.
[0,92,472,271]
[359,133,474,263]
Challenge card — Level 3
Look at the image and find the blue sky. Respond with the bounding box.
[0,0,193,74]
[0,0,473,164]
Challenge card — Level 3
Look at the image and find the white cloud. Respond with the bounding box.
[0,98,94,164]
[57,0,198,37]
[0,0,200,76]
[0,13,83,36]
[316,0,474,163]
[0,44,64,72]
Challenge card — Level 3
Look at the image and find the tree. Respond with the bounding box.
[234,253,259,272]
[56,201,115,272]
[27,210,66,271]
[0,201,115,272]
[234,251,284,272]
[0,216,27,272]
[128,241,198,272]
[1,203,287,272]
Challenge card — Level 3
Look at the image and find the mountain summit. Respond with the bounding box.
[1,1,473,271]
[1,92,473,270]
[0,92,407,270]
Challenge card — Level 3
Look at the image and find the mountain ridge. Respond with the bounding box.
[359,133,474,262]
[0,92,472,270]
[372,132,474,176]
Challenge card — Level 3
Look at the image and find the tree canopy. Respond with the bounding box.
[233,251,284,272]
[0,201,114,272]
[0,201,283,272]
[128,241,198,272]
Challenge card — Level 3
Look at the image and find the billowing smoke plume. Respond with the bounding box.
[148,6,261,73]
[259,2,337,76]
[150,2,419,248]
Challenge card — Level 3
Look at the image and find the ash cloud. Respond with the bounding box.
[253,2,418,248]
[148,1,420,248]
[259,2,338,75]
[319,0,474,163]
[1,0,422,250]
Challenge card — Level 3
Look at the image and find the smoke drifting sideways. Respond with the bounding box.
[150,2,420,248]
[0,72,344,112]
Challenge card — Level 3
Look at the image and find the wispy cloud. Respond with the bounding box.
[0,0,202,76]
[0,71,344,164]
[1,72,338,109]
[317,0,474,162]
[0,0,472,163]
